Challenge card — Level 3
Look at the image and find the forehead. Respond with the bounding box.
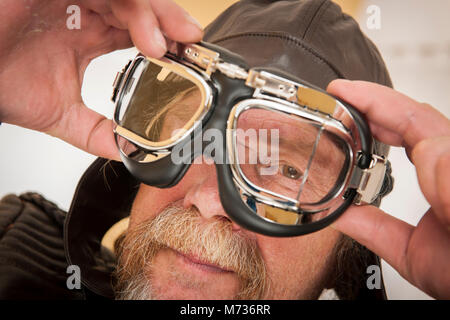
[237,108,319,138]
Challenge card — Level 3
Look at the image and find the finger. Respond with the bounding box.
[80,0,126,30]
[78,28,133,72]
[436,150,450,225]
[332,205,450,299]
[97,27,134,53]
[110,0,202,58]
[327,80,450,150]
[109,28,134,50]
[46,102,120,161]
[367,122,404,147]
[149,0,204,42]
[412,136,450,226]
[110,0,166,57]
[101,12,126,30]
[331,205,415,282]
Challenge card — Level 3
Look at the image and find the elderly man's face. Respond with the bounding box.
[113,70,349,299]
[114,157,342,299]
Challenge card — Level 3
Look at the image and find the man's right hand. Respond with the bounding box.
[0,0,203,160]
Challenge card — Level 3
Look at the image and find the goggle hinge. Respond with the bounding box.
[247,70,298,101]
[215,62,249,80]
[183,45,220,76]
[350,154,388,205]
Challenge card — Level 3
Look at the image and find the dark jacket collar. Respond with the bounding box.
[64,158,137,298]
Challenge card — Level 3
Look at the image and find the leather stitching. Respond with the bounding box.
[302,0,329,40]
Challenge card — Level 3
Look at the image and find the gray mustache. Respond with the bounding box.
[114,204,269,299]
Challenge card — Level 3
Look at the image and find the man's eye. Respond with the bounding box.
[281,164,303,180]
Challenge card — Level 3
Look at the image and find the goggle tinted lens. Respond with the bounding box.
[117,59,203,145]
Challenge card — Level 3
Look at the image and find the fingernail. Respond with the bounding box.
[185,13,203,31]
[154,28,167,53]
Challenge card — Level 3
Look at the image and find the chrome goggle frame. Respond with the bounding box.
[111,42,388,236]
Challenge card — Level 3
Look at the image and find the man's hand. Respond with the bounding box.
[327,80,450,299]
[0,0,203,160]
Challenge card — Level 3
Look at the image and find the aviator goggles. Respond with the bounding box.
[111,42,389,237]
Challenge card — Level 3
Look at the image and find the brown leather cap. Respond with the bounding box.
[204,0,392,90]
[65,0,393,299]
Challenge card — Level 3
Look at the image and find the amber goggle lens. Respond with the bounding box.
[117,59,203,145]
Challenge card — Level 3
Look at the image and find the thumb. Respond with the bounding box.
[331,205,414,281]
[46,102,120,161]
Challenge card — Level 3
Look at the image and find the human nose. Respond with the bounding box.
[182,160,241,231]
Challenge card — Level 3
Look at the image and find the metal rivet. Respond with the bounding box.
[288,87,296,95]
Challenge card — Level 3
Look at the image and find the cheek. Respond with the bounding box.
[129,162,214,228]
[129,183,186,228]
[257,228,340,298]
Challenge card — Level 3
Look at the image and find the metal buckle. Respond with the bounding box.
[350,154,388,205]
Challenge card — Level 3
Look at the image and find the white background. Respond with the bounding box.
[359,0,450,299]
[0,0,449,300]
